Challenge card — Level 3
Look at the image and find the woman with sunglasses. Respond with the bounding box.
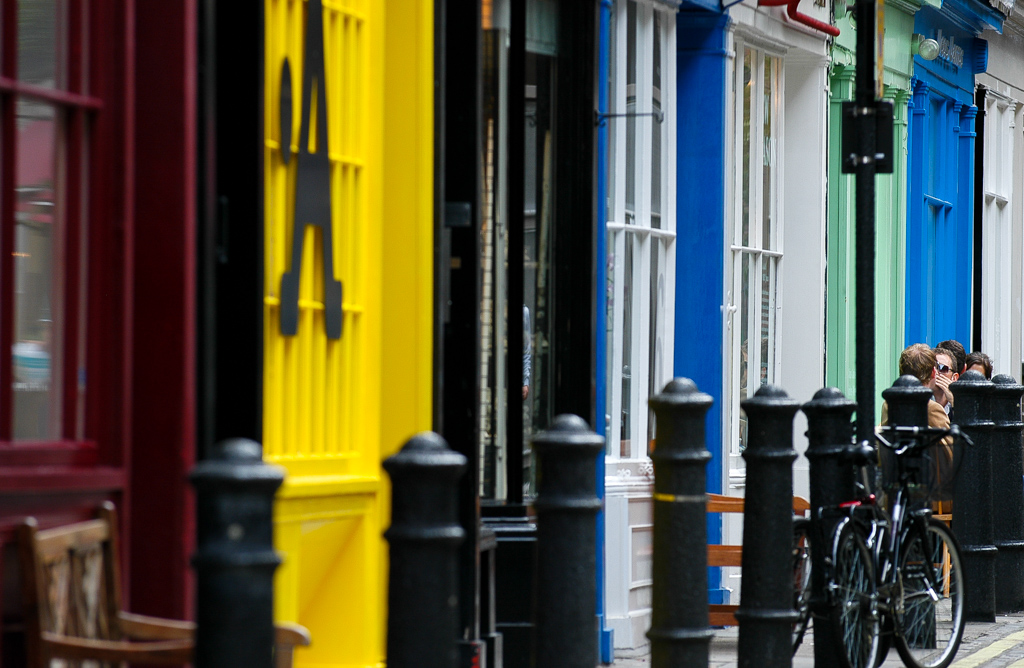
[933,349,959,414]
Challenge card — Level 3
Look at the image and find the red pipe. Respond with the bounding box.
[757,0,841,37]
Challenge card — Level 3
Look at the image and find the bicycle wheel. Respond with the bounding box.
[792,518,812,654]
[894,519,965,668]
[830,520,880,668]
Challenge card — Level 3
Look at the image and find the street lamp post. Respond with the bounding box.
[844,0,893,444]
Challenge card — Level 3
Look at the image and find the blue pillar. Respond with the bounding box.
[674,10,730,604]
[955,103,977,346]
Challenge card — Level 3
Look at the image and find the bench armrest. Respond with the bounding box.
[275,621,312,647]
[42,631,193,664]
[118,611,196,640]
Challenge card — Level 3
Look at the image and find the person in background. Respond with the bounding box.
[937,339,967,375]
[933,348,958,413]
[965,351,993,380]
[880,344,951,432]
[879,343,954,514]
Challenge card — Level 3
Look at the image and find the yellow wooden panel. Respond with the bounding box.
[264,0,434,667]
[273,490,384,668]
[264,0,380,478]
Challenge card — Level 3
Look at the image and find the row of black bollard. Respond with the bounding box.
[803,388,858,668]
[992,375,1024,613]
[383,433,468,668]
[736,387,801,668]
[190,439,285,668]
[183,368,1024,668]
[952,370,998,622]
[384,418,603,668]
[647,380,715,667]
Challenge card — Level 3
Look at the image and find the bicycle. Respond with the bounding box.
[792,516,813,653]
[822,424,969,668]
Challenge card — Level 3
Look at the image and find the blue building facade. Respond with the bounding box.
[906,0,1003,348]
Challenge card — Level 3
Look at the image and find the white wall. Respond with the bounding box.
[779,53,830,502]
[978,15,1024,380]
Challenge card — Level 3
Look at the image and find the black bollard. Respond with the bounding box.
[532,414,603,668]
[802,387,857,667]
[383,432,467,668]
[952,369,997,622]
[647,378,715,668]
[190,439,285,668]
[880,377,933,510]
[880,376,936,645]
[736,385,801,668]
[991,374,1024,613]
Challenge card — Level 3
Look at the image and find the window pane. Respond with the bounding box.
[650,11,661,224]
[524,51,556,494]
[741,49,752,247]
[13,99,64,440]
[739,252,750,401]
[605,231,616,449]
[606,7,616,225]
[647,239,661,446]
[624,1,636,223]
[762,56,772,250]
[620,236,633,457]
[18,0,67,89]
[74,127,88,440]
[760,256,771,386]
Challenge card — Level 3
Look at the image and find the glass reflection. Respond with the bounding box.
[18,0,67,89]
[13,98,64,440]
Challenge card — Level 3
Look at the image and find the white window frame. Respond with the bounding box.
[724,35,785,485]
[606,0,676,463]
[982,91,1018,376]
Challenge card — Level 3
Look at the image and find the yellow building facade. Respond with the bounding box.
[263,0,434,665]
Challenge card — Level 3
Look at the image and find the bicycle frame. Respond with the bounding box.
[825,431,952,620]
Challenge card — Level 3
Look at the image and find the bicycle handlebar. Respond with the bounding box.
[874,423,974,456]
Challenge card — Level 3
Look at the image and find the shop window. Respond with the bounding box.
[3,0,95,445]
[725,42,782,476]
[605,0,676,461]
[478,0,561,501]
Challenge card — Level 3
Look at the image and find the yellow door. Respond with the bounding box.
[263,0,434,665]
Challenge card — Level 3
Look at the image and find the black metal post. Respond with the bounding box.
[853,0,878,447]
[802,387,857,667]
[952,370,997,622]
[736,385,800,668]
[532,415,603,668]
[991,374,1024,613]
[879,376,932,505]
[383,432,467,668]
[647,378,715,668]
[881,375,932,426]
[190,439,285,668]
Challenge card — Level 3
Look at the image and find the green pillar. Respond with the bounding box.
[826,4,917,422]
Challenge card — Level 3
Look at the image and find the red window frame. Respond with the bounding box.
[0,0,130,476]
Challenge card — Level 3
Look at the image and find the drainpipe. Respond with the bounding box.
[757,0,840,37]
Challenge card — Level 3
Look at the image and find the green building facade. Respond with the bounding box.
[826,1,928,417]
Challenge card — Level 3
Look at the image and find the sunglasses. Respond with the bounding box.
[936,363,953,374]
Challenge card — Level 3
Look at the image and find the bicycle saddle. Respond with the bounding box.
[841,440,876,466]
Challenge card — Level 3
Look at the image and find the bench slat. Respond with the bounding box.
[709,604,738,626]
[707,545,742,567]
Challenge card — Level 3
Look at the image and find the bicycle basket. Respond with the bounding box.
[877,431,963,504]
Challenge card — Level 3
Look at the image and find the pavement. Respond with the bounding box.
[610,613,1024,667]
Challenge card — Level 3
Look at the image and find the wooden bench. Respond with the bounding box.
[706,493,810,626]
[18,502,311,668]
